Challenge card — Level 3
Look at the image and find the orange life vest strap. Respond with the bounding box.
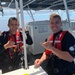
[8,30,23,58]
[45,31,68,58]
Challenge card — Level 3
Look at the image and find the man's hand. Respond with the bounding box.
[42,41,53,50]
[4,39,16,49]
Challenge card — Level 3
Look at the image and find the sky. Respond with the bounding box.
[0,8,75,31]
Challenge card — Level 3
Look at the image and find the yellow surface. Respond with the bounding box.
[23,73,28,75]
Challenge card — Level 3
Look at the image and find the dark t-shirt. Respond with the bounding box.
[46,30,75,75]
[62,31,75,57]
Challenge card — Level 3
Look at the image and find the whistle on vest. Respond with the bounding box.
[14,48,16,52]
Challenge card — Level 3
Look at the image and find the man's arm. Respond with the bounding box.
[34,52,47,67]
[51,47,73,62]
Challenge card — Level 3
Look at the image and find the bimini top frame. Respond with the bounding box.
[0,0,75,10]
[0,0,75,69]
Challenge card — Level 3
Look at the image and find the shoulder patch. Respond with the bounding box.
[69,46,75,51]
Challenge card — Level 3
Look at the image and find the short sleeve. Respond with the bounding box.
[62,31,75,57]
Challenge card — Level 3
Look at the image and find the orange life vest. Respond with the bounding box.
[8,30,23,58]
[45,31,68,57]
